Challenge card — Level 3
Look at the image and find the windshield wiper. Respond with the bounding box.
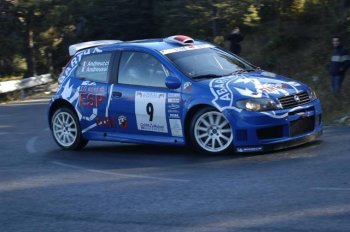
[192,74,223,80]
[223,69,256,76]
[228,69,247,75]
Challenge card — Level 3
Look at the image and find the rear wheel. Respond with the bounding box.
[51,107,88,150]
[190,108,233,154]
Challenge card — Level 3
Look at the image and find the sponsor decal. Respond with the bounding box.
[96,116,116,128]
[80,86,106,93]
[168,103,180,110]
[236,147,263,152]
[168,93,180,98]
[167,93,181,103]
[234,77,297,97]
[135,91,168,133]
[58,48,103,91]
[210,77,238,111]
[139,123,167,132]
[209,76,298,119]
[79,93,104,107]
[169,113,180,119]
[81,81,96,86]
[136,91,166,99]
[118,115,128,129]
[257,83,289,95]
[160,44,215,55]
[168,109,180,114]
[168,98,180,103]
[169,119,183,137]
[80,60,109,73]
[183,82,192,91]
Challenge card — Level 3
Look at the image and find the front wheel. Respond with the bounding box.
[190,108,233,154]
[51,107,88,150]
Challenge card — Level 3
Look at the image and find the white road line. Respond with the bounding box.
[51,161,190,183]
[4,101,49,106]
[18,98,51,103]
[311,187,350,191]
[201,205,350,230]
[26,136,38,154]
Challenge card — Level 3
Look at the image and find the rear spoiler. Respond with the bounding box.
[68,40,122,56]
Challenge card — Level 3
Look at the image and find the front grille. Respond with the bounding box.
[257,125,284,140]
[290,116,315,137]
[236,129,248,141]
[278,92,311,109]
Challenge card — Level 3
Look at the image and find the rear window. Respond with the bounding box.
[75,52,112,83]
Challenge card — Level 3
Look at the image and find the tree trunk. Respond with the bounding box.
[211,0,219,37]
[24,10,36,78]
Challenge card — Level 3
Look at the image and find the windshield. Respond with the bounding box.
[165,47,255,79]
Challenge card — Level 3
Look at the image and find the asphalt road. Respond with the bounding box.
[1,99,350,232]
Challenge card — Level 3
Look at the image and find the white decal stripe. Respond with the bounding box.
[209,79,222,110]
[286,82,299,94]
[160,44,214,55]
[82,123,97,134]
[260,106,304,119]
[209,77,241,112]
[106,84,113,117]
[225,79,235,109]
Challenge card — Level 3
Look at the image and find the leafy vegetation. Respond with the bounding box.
[1,0,350,122]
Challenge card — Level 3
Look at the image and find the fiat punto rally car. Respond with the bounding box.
[48,35,322,154]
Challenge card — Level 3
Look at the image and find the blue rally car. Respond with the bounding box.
[48,35,322,154]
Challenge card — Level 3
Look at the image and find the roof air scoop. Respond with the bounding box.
[164,35,194,45]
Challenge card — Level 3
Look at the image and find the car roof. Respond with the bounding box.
[69,35,210,56]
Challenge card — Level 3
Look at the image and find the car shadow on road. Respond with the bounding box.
[45,139,323,171]
[47,143,226,169]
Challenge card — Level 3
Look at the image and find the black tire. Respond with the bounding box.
[190,107,233,155]
[51,107,88,150]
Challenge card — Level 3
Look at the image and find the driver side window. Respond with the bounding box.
[118,51,169,88]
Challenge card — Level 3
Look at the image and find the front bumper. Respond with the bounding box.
[235,129,322,153]
[226,99,323,153]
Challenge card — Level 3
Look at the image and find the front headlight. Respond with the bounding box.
[308,88,317,101]
[236,98,280,111]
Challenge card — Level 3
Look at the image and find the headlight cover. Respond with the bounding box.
[236,98,280,111]
[308,88,317,101]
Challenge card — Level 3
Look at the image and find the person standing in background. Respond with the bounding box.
[328,36,350,97]
[228,27,244,55]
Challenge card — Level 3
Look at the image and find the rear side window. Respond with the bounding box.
[76,52,112,83]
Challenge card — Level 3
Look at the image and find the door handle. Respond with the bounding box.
[112,91,122,97]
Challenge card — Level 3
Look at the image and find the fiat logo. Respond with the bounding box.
[294,95,300,102]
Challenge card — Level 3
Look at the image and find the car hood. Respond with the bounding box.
[201,70,309,101]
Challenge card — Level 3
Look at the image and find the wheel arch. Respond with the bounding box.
[48,99,77,128]
[184,104,217,145]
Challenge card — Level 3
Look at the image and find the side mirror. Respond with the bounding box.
[165,76,181,89]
